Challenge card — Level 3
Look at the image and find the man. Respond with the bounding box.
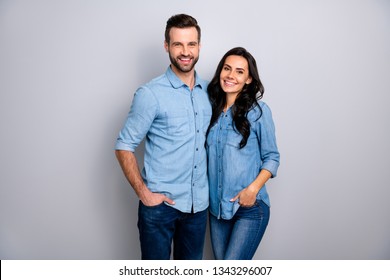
[115,14,211,260]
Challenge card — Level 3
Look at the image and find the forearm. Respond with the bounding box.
[115,150,151,201]
[241,169,272,202]
[115,150,175,206]
[232,169,272,206]
[248,169,272,194]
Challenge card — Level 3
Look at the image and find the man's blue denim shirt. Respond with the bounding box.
[115,67,212,213]
[206,101,280,220]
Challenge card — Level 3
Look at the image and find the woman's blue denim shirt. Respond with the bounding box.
[206,101,280,220]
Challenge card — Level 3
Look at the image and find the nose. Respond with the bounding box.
[181,45,189,56]
[226,71,234,79]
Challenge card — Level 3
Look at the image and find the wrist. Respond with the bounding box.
[137,185,151,201]
[247,184,260,194]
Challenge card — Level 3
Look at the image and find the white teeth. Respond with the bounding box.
[224,81,235,86]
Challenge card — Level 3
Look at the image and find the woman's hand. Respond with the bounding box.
[230,185,258,207]
[230,169,272,207]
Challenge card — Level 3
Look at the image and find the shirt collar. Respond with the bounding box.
[166,66,203,89]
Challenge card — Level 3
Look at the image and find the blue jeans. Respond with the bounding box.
[209,199,270,260]
[138,201,207,260]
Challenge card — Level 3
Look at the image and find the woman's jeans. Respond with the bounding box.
[138,201,207,260]
[209,199,270,260]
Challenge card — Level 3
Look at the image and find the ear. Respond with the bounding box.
[246,76,253,84]
[164,41,169,52]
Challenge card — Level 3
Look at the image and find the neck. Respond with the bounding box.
[171,65,195,89]
[224,93,238,112]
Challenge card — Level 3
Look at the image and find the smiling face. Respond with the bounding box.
[164,27,200,74]
[220,55,252,97]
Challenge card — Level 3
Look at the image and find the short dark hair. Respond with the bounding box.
[165,14,201,44]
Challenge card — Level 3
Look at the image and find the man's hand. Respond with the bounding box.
[140,190,175,207]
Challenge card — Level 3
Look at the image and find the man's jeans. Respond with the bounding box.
[209,199,270,260]
[138,201,207,260]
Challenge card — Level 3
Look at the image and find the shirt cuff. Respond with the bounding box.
[114,141,136,152]
[262,160,280,178]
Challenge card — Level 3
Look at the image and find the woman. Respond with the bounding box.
[206,47,280,260]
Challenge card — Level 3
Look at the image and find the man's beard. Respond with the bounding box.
[169,53,199,73]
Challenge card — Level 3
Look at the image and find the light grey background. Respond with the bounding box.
[1,0,389,259]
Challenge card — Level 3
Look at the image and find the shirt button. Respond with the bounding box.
[194,165,197,169]
[196,148,199,151]
[197,130,199,133]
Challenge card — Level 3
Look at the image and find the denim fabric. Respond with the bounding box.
[209,199,270,260]
[116,67,212,213]
[207,101,280,219]
[138,201,207,260]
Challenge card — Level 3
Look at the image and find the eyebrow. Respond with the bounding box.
[171,41,198,45]
[224,63,246,71]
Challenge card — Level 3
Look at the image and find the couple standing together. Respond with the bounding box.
[115,14,280,260]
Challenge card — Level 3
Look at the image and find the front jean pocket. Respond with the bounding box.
[138,201,172,223]
[236,199,269,220]
[240,200,260,209]
[140,201,165,208]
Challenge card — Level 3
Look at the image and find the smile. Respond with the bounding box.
[223,80,236,86]
[179,57,192,64]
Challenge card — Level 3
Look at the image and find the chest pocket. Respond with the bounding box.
[226,123,258,149]
[164,109,191,136]
[206,123,218,147]
[201,110,212,135]
[226,123,242,148]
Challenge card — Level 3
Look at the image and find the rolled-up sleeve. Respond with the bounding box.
[115,86,158,152]
[257,103,280,177]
